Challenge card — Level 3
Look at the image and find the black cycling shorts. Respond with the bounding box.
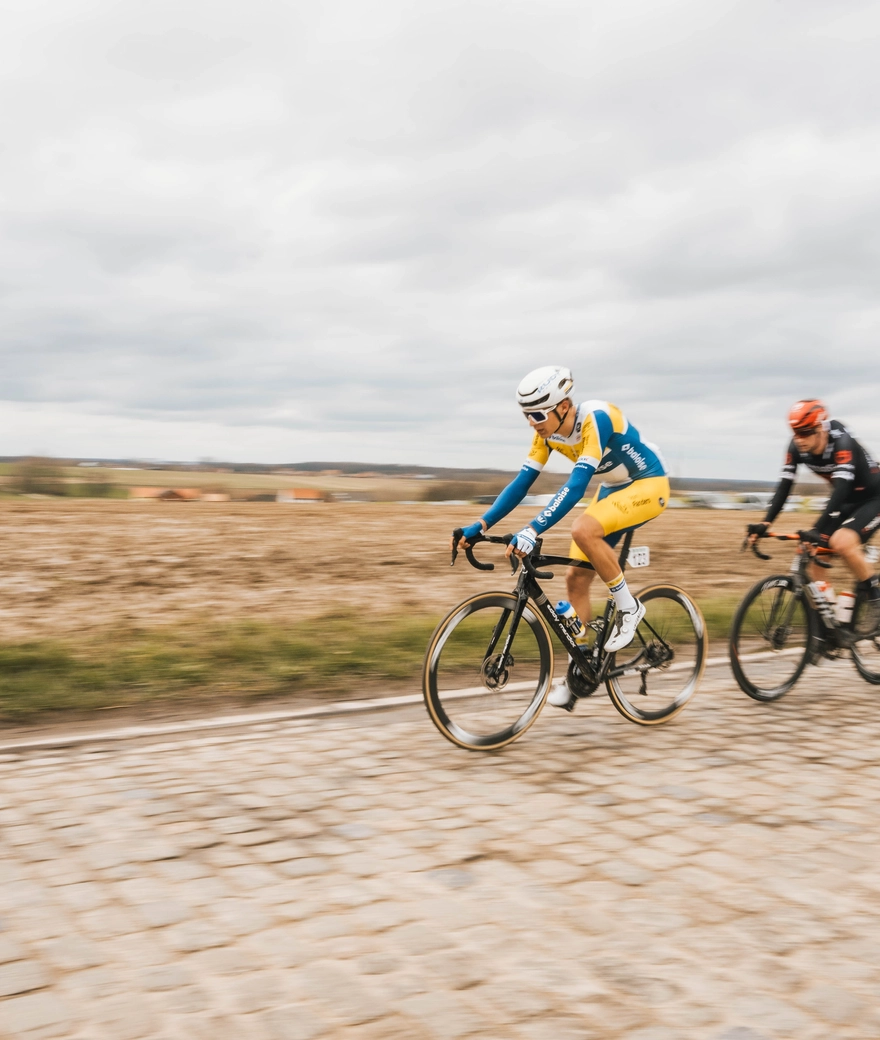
[839,495,880,543]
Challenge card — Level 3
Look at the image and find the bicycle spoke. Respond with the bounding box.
[606,585,706,724]
[729,577,811,700]
[424,593,553,750]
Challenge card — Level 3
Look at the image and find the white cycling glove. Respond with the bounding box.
[511,526,538,556]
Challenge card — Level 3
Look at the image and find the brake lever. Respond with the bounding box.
[451,528,463,567]
[500,533,519,574]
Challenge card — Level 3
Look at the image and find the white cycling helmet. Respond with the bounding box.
[516,366,575,413]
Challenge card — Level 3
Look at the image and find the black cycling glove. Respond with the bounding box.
[747,522,770,538]
[798,528,829,547]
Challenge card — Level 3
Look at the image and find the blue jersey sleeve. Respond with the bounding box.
[529,460,595,534]
[480,465,541,529]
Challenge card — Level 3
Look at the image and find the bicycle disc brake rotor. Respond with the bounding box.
[481,654,511,690]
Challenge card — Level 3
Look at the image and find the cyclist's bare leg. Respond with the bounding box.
[566,566,596,623]
[809,528,873,585]
[570,514,626,585]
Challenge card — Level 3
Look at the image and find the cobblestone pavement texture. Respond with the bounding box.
[1,659,880,1039]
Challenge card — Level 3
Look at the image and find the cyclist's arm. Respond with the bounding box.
[473,433,549,535]
[763,441,798,525]
[528,459,595,536]
[478,464,541,530]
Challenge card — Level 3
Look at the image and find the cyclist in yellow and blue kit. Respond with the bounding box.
[455,366,670,709]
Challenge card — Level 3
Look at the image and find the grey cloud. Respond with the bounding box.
[1,0,880,474]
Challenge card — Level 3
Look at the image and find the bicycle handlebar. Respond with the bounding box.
[743,530,834,568]
[451,530,553,577]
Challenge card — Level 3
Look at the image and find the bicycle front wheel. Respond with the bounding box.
[729,575,812,700]
[605,584,707,725]
[423,592,554,750]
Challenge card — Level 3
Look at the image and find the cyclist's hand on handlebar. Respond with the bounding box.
[506,526,537,560]
[746,522,770,547]
[451,520,486,552]
[798,528,829,548]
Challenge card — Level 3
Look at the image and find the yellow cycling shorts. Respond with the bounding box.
[568,475,670,563]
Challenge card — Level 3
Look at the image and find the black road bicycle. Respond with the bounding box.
[423,529,707,751]
[730,531,880,700]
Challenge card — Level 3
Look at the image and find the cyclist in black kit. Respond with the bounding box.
[747,399,880,635]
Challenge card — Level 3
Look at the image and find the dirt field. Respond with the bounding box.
[0,499,827,642]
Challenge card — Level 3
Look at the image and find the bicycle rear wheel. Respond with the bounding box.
[605,584,706,724]
[851,589,880,684]
[729,575,812,700]
[423,592,553,750]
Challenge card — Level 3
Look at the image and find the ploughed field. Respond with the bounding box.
[0,499,809,642]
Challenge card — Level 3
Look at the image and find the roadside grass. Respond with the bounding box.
[0,614,439,721]
[0,596,740,722]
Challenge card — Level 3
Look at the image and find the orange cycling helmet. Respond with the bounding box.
[788,399,827,432]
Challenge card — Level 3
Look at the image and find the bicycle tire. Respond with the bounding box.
[851,589,880,684]
[729,574,813,701]
[605,584,706,725]
[423,592,553,751]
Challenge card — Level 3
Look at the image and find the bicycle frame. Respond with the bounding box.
[453,529,673,689]
[750,533,843,650]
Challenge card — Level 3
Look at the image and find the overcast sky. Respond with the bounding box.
[2,0,879,478]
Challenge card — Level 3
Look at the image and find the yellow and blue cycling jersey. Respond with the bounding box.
[480,400,667,541]
[525,399,666,483]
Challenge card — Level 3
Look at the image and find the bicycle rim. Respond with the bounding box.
[605,584,706,725]
[729,575,812,700]
[851,590,880,683]
[423,592,553,750]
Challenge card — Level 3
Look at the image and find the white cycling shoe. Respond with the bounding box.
[604,600,646,652]
[547,677,577,711]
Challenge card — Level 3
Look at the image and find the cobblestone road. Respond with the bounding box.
[2,659,880,1039]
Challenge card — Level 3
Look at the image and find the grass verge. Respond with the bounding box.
[0,614,439,722]
[0,596,740,722]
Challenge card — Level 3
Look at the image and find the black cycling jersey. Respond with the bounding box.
[764,419,880,536]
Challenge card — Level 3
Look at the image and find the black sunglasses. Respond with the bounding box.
[524,409,551,423]
[792,426,819,438]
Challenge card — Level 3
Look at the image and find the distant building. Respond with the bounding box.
[277,488,329,503]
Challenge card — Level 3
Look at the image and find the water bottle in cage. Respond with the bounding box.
[815,580,835,607]
[556,600,587,641]
[836,590,856,625]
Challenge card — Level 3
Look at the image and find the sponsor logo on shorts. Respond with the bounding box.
[864,515,880,533]
[632,497,650,507]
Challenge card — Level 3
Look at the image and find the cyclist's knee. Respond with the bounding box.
[830,527,860,554]
[571,513,604,545]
